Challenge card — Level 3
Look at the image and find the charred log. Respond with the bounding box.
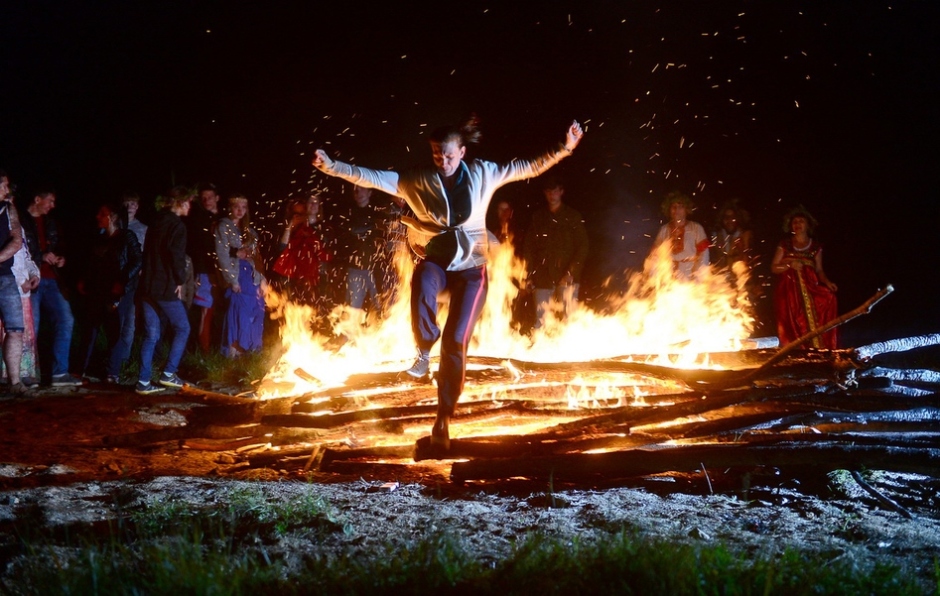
[450,443,940,483]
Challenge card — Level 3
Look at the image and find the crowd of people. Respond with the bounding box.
[0,144,839,417]
[0,170,407,396]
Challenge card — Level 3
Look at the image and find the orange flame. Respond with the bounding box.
[257,239,754,398]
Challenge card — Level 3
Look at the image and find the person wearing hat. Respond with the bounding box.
[771,205,838,349]
[651,191,710,279]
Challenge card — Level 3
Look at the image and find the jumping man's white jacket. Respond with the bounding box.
[316,145,571,272]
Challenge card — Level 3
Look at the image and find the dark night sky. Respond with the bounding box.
[2,1,939,344]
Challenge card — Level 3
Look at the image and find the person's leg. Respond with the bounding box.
[79,304,104,377]
[437,266,488,418]
[29,284,41,335]
[533,287,553,330]
[364,269,378,312]
[411,260,445,352]
[191,273,214,352]
[108,289,136,378]
[157,299,190,376]
[138,299,161,384]
[3,331,23,387]
[562,283,580,320]
[0,276,25,388]
[39,279,75,377]
[346,268,367,310]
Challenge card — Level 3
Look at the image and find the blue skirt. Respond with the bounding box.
[223,259,265,353]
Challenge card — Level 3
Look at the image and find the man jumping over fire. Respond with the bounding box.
[312,116,584,449]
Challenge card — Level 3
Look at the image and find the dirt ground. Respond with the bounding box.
[1,383,938,591]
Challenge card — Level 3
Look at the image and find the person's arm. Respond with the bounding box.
[121,231,144,290]
[214,219,241,291]
[489,121,585,186]
[694,223,710,268]
[770,244,790,274]
[168,220,189,296]
[313,150,402,197]
[0,204,23,262]
[814,248,837,291]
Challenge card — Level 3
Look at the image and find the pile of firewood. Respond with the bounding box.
[102,289,938,505]
[103,334,939,492]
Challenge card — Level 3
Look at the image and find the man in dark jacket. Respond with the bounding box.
[77,202,143,383]
[186,184,221,352]
[136,187,193,394]
[523,176,589,331]
[339,185,388,315]
[21,189,82,386]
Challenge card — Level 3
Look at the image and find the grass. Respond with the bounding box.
[179,349,278,389]
[4,496,932,596]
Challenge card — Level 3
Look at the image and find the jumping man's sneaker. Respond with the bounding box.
[158,372,188,389]
[135,381,161,395]
[404,351,431,379]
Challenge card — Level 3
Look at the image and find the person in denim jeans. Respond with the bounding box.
[20,189,81,386]
[135,187,193,395]
[77,202,142,383]
[0,171,29,395]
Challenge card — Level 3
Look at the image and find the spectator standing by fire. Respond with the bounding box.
[5,217,41,387]
[710,199,755,273]
[136,187,193,395]
[0,171,30,395]
[123,192,148,250]
[186,184,222,352]
[523,176,589,331]
[771,205,838,349]
[20,188,82,386]
[215,194,266,357]
[312,116,584,449]
[651,191,710,280]
[272,194,332,308]
[77,202,142,382]
[338,184,387,317]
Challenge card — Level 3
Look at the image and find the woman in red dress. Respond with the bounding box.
[272,194,333,308]
[771,206,839,349]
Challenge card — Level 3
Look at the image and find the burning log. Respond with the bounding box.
[468,356,737,387]
[319,444,416,469]
[182,436,273,451]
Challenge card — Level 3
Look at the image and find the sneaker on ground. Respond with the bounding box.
[9,382,29,396]
[135,381,161,395]
[158,373,188,388]
[404,353,430,378]
[51,373,83,387]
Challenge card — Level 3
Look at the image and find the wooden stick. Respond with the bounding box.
[713,286,894,389]
[850,470,915,519]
